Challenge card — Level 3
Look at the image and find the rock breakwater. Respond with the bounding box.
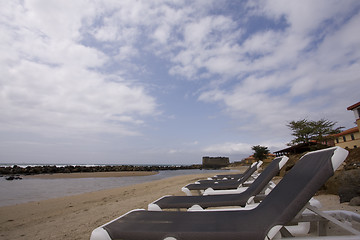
[0,164,202,176]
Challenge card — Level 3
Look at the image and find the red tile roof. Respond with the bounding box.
[347,101,360,110]
[334,127,359,137]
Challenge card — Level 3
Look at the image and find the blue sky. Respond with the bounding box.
[1,0,359,165]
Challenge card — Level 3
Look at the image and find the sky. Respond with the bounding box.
[1,0,359,165]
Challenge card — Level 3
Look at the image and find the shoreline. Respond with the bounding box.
[0,172,358,240]
[1,169,236,207]
[22,171,158,179]
[0,164,203,177]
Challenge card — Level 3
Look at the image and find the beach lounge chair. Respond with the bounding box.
[197,161,261,183]
[181,161,262,196]
[91,146,359,240]
[207,161,258,180]
[148,156,288,211]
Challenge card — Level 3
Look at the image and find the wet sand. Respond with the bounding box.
[0,172,359,240]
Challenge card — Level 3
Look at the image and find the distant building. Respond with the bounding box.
[202,156,229,169]
[334,101,360,149]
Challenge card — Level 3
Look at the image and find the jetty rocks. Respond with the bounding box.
[5,175,22,181]
[0,164,202,177]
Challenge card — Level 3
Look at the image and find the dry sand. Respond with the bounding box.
[0,171,359,240]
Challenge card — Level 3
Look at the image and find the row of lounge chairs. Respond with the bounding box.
[148,158,281,210]
[180,160,264,196]
[90,146,360,240]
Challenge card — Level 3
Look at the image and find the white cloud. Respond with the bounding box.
[196,0,360,138]
[0,0,158,138]
[22,0,96,41]
[241,30,283,56]
[153,24,171,44]
[1,59,156,135]
[170,15,243,79]
[260,0,355,34]
[168,149,179,154]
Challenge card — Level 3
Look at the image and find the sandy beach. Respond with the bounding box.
[0,171,359,240]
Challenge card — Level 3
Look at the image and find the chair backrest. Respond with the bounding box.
[250,161,258,168]
[254,147,348,232]
[236,161,262,183]
[242,156,288,198]
[214,161,257,179]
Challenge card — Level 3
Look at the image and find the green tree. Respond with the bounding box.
[287,118,343,145]
[310,119,343,143]
[252,145,270,161]
[287,119,313,145]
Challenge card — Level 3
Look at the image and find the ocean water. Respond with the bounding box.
[0,169,232,207]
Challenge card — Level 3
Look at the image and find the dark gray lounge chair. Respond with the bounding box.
[196,161,260,183]
[208,161,258,180]
[91,147,358,240]
[148,156,288,210]
[181,161,262,196]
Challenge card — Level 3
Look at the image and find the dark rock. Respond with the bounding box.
[349,196,360,206]
[6,176,15,180]
[324,171,342,194]
[339,186,360,203]
[5,175,22,180]
[337,169,360,203]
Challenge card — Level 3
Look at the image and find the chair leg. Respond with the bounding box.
[318,219,329,236]
[280,227,294,237]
